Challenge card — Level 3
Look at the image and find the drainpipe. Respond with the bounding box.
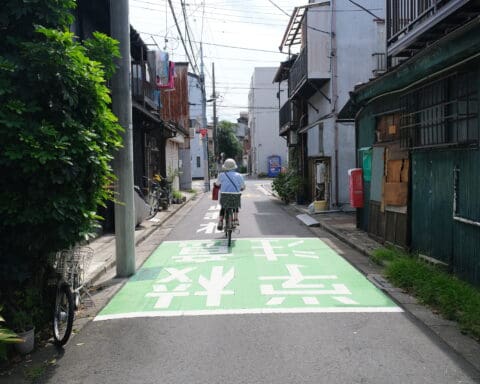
[331,0,339,207]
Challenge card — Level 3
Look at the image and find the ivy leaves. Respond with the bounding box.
[0,1,122,284]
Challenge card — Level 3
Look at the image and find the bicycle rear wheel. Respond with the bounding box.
[225,210,233,247]
[146,192,158,219]
[53,282,74,346]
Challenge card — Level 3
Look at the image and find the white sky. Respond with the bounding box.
[129,0,307,123]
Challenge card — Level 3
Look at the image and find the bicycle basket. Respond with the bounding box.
[220,192,241,209]
[54,246,94,287]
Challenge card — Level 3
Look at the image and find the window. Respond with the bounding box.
[400,70,479,149]
[196,156,201,168]
[318,123,324,154]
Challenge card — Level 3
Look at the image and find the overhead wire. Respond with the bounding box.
[180,0,200,74]
[166,0,197,73]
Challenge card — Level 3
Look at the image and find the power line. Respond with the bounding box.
[346,0,384,21]
[131,4,288,27]
[167,0,197,74]
[265,0,290,17]
[139,31,287,54]
[180,0,199,73]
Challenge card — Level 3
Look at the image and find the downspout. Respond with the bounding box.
[331,0,339,207]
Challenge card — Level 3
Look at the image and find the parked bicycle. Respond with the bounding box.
[51,246,93,346]
[219,192,242,247]
[144,175,172,219]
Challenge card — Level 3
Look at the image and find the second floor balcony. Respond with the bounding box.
[131,62,161,113]
[387,0,479,64]
[280,4,331,99]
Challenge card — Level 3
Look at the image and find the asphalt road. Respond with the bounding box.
[40,180,479,384]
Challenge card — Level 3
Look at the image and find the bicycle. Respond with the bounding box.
[219,192,242,247]
[144,175,171,219]
[52,246,93,346]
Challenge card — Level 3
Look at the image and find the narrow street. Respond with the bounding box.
[38,180,478,384]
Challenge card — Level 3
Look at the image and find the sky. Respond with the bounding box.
[129,0,307,123]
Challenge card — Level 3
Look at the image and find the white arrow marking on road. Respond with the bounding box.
[195,266,235,306]
[197,222,218,234]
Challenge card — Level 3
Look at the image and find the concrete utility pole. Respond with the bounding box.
[200,43,210,192]
[110,0,136,277]
[212,62,217,158]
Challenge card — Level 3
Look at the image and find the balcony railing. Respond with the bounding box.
[372,53,387,76]
[131,62,161,111]
[387,0,469,46]
[288,47,307,98]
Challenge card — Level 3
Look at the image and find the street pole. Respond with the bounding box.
[212,62,217,158]
[200,43,210,192]
[110,0,136,277]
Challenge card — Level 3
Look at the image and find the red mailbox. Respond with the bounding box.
[348,168,364,208]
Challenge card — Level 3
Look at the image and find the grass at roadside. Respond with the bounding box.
[372,247,480,341]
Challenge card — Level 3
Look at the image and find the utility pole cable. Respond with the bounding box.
[167,0,196,71]
[110,0,136,277]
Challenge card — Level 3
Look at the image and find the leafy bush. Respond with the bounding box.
[271,168,303,203]
[0,2,121,289]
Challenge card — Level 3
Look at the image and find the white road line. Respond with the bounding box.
[94,306,403,321]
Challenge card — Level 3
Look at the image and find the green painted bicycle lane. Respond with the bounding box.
[95,238,401,321]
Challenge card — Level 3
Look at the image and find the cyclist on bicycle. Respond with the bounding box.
[215,158,245,230]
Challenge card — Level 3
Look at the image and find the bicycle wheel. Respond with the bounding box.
[146,191,158,219]
[226,210,233,247]
[53,282,74,346]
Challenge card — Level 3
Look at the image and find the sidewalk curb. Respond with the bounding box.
[86,193,202,288]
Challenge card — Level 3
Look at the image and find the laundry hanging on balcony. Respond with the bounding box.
[156,61,175,90]
[147,50,175,91]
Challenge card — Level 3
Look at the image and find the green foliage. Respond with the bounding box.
[0,2,122,286]
[5,287,45,333]
[370,246,405,266]
[217,120,242,160]
[172,190,183,200]
[271,168,303,203]
[83,32,120,79]
[237,165,247,174]
[373,247,480,340]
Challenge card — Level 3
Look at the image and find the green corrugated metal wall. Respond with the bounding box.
[411,150,480,285]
